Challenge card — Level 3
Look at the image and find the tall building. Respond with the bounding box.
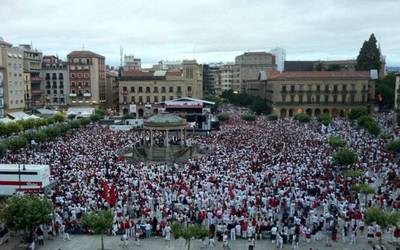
[233,52,276,93]
[123,55,141,71]
[244,70,375,118]
[105,68,119,111]
[203,63,223,96]
[0,38,25,112]
[19,44,43,108]
[41,56,69,107]
[67,50,106,106]
[270,47,286,72]
[119,60,203,117]
[219,62,234,94]
[395,74,400,125]
[0,67,5,118]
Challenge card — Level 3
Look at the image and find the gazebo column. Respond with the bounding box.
[165,129,169,147]
[180,129,184,146]
[150,129,153,147]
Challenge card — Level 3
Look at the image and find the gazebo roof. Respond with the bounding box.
[144,113,186,128]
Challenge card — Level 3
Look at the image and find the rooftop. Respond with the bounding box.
[144,113,187,128]
[268,71,371,79]
[67,50,105,59]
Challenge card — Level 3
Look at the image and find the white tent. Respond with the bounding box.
[67,107,95,118]
[7,112,39,120]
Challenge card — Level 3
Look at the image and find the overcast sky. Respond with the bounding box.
[1,0,399,67]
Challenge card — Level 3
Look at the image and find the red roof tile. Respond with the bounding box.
[122,70,154,77]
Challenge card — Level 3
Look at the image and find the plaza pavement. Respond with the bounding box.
[1,234,398,250]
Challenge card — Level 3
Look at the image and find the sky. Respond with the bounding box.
[1,0,399,67]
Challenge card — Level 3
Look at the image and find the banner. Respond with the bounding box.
[129,104,137,114]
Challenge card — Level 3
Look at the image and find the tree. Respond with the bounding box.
[69,120,81,129]
[1,122,23,136]
[267,113,278,121]
[348,107,368,120]
[358,115,380,136]
[171,222,208,250]
[241,113,256,122]
[332,148,358,166]
[355,33,381,74]
[364,207,400,244]
[1,195,52,241]
[81,209,113,250]
[249,98,272,115]
[52,113,65,123]
[79,117,91,126]
[385,139,400,153]
[294,113,310,123]
[328,135,347,148]
[5,136,28,151]
[352,183,375,207]
[376,73,396,109]
[122,113,135,120]
[204,96,223,113]
[317,113,332,125]
[217,113,230,122]
[0,143,6,157]
[344,169,363,178]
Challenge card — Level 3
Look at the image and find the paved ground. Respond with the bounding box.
[1,234,398,250]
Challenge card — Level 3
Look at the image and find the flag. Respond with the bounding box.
[109,185,117,206]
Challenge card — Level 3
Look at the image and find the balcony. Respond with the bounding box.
[30,76,42,83]
[31,89,43,95]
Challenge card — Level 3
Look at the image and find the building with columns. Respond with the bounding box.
[244,70,375,117]
[67,50,106,106]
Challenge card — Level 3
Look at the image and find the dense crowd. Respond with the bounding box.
[1,110,399,249]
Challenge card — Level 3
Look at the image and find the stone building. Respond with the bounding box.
[203,63,222,96]
[0,67,5,118]
[67,50,106,106]
[19,44,42,108]
[244,71,375,118]
[119,60,203,117]
[41,56,69,107]
[233,52,276,93]
[105,68,119,111]
[0,38,25,112]
[219,63,234,94]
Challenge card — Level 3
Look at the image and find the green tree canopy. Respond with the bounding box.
[318,113,332,125]
[376,73,396,108]
[355,33,381,73]
[328,135,347,148]
[364,207,400,229]
[294,113,310,123]
[217,112,230,122]
[171,222,208,250]
[241,113,257,122]
[385,139,400,153]
[1,195,52,238]
[332,148,358,166]
[82,209,113,250]
[348,107,368,120]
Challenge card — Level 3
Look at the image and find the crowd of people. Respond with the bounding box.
[1,109,399,249]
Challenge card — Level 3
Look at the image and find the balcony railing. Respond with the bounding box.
[83,93,91,97]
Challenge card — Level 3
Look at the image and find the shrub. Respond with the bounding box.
[344,169,363,178]
[18,119,37,130]
[364,207,400,228]
[1,122,23,136]
[33,130,48,143]
[385,139,400,153]
[69,120,81,129]
[123,113,135,120]
[67,114,76,120]
[90,114,103,122]
[56,123,71,134]
[317,113,332,125]
[328,135,347,148]
[79,118,91,126]
[0,143,6,157]
[35,118,48,127]
[47,117,56,124]
[358,115,380,136]
[294,113,310,123]
[217,113,230,122]
[52,113,65,123]
[5,136,28,151]
[241,113,256,122]
[95,108,106,117]
[332,148,358,166]
[267,114,278,121]
[348,107,368,120]
[44,126,62,138]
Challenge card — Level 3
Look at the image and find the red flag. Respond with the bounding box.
[108,185,117,206]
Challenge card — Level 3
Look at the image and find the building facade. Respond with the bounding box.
[244,71,375,118]
[67,50,106,106]
[395,74,400,125]
[233,52,276,93]
[119,60,203,117]
[41,56,69,107]
[203,63,222,96]
[219,63,234,94]
[0,67,5,118]
[19,44,43,108]
[0,38,25,112]
[270,47,286,72]
[123,55,141,71]
[105,68,119,111]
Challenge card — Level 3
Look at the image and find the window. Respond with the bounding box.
[59,81,64,88]
[52,81,57,88]
[130,87,135,93]
[350,94,355,103]
[169,96,174,100]
[59,73,63,80]
[333,85,338,92]
[131,96,135,103]
[325,95,329,102]
[290,85,295,92]
[281,85,287,92]
[122,86,127,91]
[139,96,143,103]
[161,87,166,93]
[154,87,158,93]
[342,94,346,103]
[46,73,50,80]
[47,90,51,94]
[281,95,286,102]
[138,87,143,93]
[162,96,166,101]
[146,87,150,93]
[154,96,158,103]
[169,86,173,92]
[177,86,182,92]
[123,96,128,103]
[60,90,64,95]
[333,95,337,103]
[53,98,58,103]
[71,81,76,87]
[53,90,58,94]
[187,86,192,92]
[290,95,294,102]
[316,95,320,103]
[325,85,329,92]
[299,95,303,103]
[84,82,89,87]
[342,85,347,91]
[52,73,57,80]
[146,96,150,103]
